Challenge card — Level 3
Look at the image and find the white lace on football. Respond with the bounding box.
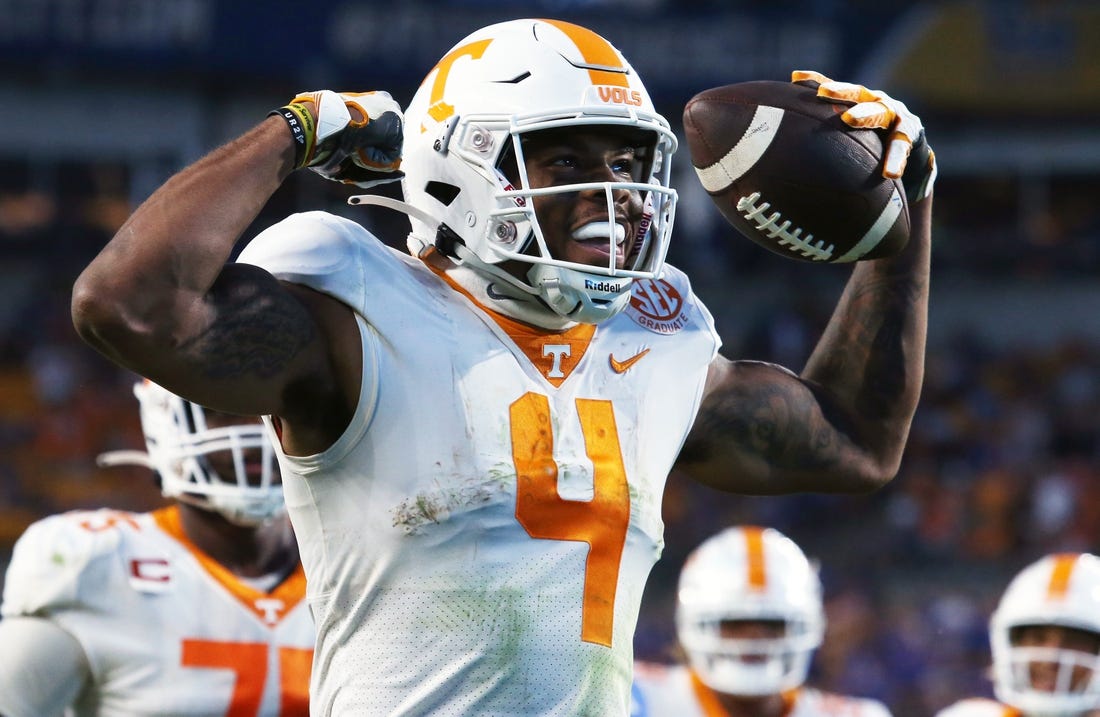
[736,192,834,261]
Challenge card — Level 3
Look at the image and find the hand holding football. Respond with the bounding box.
[682,80,909,263]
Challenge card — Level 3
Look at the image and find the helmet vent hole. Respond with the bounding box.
[425,181,460,207]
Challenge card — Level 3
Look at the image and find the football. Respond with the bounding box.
[681,80,909,263]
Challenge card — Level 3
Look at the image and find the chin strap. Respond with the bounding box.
[347,194,441,230]
[347,194,577,330]
[440,242,580,330]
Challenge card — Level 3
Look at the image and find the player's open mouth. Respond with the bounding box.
[572,221,627,264]
[572,221,626,245]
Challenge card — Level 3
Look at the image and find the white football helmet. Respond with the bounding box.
[676,526,825,696]
[97,381,284,526]
[990,553,1100,716]
[398,18,678,324]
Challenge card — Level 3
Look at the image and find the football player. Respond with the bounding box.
[935,553,1100,717]
[632,526,892,717]
[70,18,935,716]
[0,380,313,717]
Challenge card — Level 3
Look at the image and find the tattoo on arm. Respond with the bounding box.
[809,274,923,420]
[179,276,315,381]
[681,376,846,475]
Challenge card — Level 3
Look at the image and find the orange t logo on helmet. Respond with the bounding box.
[420,18,638,132]
[423,39,492,130]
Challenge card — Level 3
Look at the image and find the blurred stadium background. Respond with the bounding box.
[1,1,1099,714]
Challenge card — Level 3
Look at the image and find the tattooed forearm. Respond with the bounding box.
[806,270,926,421]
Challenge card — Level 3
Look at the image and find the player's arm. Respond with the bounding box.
[676,75,934,494]
[72,116,310,418]
[0,617,91,717]
[71,92,401,448]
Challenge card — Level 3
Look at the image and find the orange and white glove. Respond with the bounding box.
[270,90,404,188]
[792,70,936,202]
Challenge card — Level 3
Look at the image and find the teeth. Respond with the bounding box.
[573,221,626,245]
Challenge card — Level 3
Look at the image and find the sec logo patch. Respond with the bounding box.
[626,279,690,335]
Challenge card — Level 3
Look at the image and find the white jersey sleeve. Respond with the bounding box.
[238,212,722,716]
[0,616,90,717]
[236,210,378,312]
[237,210,418,450]
[934,698,1018,717]
[2,509,127,619]
[1,508,315,717]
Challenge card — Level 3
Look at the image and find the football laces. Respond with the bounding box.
[736,192,835,261]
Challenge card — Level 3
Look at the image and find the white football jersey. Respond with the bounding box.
[1,506,314,716]
[631,663,894,717]
[934,698,1021,717]
[237,211,721,716]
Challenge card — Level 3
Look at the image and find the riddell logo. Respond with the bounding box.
[585,279,626,293]
[597,86,644,106]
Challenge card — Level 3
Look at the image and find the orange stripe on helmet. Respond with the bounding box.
[743,526,767,590]
[1047,553,1080,599]
[539,19,629,87]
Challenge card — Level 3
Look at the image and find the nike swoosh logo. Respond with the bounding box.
[486,283,514,301]
[609,348,650,374]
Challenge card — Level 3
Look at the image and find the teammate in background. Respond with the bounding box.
[632,526,892,717]
[0,380,312,717]
[70,17,935,716]
[935,553,1100,717]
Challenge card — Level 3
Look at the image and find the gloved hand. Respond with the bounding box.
[792,70,936,203]
[271,90,404,188]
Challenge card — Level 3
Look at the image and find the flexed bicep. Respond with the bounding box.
[76,258,337,423]
[163,264,332,415]
[70,116,338,421]
[675,357,881,495]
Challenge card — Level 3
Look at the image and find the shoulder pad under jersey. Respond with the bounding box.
[1,510,145,617]
[237,210,410,311]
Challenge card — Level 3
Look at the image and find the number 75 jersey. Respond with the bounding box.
[2,506,314,717]
[239,212,722,716]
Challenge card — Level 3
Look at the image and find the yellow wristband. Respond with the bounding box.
[269,102,316,168]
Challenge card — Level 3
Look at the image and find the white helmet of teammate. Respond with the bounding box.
[676,526,825,696]
[989,553,1100,716]
[98,381,284,526]
[400,18,678,324]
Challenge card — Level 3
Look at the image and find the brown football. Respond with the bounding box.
[682,80,909,263]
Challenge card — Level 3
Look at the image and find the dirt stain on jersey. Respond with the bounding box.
[391,472,511,534]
